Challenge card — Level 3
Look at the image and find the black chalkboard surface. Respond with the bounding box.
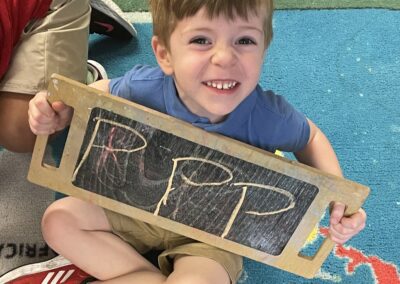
[28,75,370,278]
[73,107,319,256]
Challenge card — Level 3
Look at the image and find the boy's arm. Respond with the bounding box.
[294,119,366,244]
[28,79,110,135]
[88,78,110,93]
[294,119,343,177]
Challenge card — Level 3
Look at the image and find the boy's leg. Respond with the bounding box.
[0,0,90,152]
[42,197,162,281]
[168,255,231,284]
[89,255,230,284]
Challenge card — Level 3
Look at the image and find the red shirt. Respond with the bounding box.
[0,0,52,79]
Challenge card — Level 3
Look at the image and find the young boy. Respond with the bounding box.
[24,0,366,283]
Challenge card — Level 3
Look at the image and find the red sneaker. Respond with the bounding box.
[0,256,95,284]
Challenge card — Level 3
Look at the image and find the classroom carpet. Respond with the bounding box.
[1,2,399,284]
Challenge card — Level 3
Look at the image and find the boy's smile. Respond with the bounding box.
[204,80,239,91]
[153,7,267,123]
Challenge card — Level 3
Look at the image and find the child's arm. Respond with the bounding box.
[28,79,110,135]
[294,119,366,244]
[294,119,342,177]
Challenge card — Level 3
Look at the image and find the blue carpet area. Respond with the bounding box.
[89,9,400,283]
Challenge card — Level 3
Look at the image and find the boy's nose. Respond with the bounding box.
[210,44,237,67]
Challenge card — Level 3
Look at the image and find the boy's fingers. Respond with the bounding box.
[330,202,346,225]
[28,104,54,126]
[28,91,72,135]
[329,233,350,244]
[330,224,360,244]
[51,101,68,113]
[28,114,56,135]
[52,102,73,128]
[329,222,355,244]
[330,222,356,236]
[32,127,56,135]
[34,90,49,101]
[339,209,367,230]
[30,92,55,118]
[329,208,367,244]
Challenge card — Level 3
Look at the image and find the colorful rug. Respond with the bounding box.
[88,8,400,283]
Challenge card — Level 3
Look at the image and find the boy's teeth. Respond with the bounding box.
[206,81,237,90]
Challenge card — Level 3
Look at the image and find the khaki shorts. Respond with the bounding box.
[105,209,243,283]
[0,0,90,95]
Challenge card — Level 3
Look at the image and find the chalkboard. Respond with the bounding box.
[73,108,319,256]
[28,75,370,278]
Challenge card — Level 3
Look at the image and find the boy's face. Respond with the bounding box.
[153,7,267,123]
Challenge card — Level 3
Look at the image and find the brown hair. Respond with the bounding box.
[149,0,274,49]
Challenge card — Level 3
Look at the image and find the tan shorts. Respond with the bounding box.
[0,0,90,95]
[104,209,243,283]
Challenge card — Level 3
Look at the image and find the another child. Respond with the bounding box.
[0,0,135,153]
[23,0,366,283]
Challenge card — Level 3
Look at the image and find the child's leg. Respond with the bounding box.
[0,92,34,152]
[42,196,163,281]
[0,0,90,152]
[168,255,231,284]
[93,255,230,284]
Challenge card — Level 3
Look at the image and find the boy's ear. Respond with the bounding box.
[152,36,173,75]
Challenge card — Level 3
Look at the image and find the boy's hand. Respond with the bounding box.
[28,91,73,135]
[329,202,366,244]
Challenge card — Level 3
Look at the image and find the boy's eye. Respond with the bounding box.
[237,37,256,45]
[189,37,211,45]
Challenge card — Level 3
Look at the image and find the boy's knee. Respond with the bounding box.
[166,272,226,284]
[41,199,75,241]
[167,276,215,284]
[168,255,231,284]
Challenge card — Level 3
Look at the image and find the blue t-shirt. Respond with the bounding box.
[109,65,310,153]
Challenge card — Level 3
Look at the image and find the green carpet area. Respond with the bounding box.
[114,0,400,12]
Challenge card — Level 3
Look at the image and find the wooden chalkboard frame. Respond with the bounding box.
[28,74,369,278]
